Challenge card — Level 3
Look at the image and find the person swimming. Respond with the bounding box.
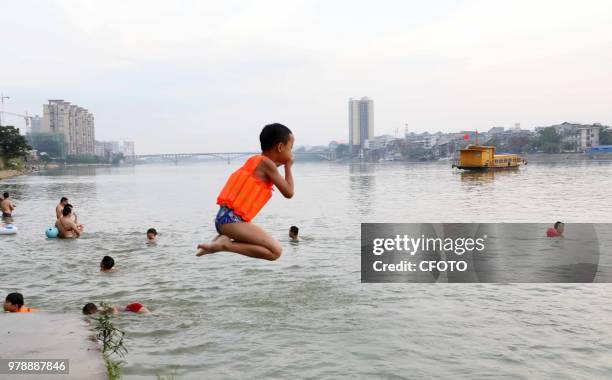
[289,225,300,242]
[546,221,564,238]
[100,256,116,272]
[82,302,151,315]
[4,292,37,312]
[147,227,157,242]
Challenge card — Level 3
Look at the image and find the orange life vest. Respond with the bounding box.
[16,305,36,312]
[217,155,273,222]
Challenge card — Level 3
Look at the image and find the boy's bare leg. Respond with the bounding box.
[196,223,282,260]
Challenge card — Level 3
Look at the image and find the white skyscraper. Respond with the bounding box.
[42,99,95,156]
[348,97,374,154]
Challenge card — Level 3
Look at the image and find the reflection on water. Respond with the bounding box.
[2,161,612,379]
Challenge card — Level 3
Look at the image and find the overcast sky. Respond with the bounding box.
[2,0,611,153]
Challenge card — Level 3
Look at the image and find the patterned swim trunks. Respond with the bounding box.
[215,206,244,234]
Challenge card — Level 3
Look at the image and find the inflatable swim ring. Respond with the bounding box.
[45,226,59,238]
[0,224,18,235]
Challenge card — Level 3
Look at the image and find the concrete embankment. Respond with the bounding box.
[0,313,107,379]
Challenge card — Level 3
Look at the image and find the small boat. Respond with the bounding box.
[452,145,525,171]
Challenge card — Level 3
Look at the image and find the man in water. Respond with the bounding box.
[289,225,300,242]
[147,227,157,242]
[82,302,151,315]
[546,221,564,238]
[1,192,16,217]
[55,205,83,238]
[55,197,69,219]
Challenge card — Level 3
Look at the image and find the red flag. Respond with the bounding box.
[463,133,470,140]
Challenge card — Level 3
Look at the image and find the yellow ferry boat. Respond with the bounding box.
[453,145,525,171]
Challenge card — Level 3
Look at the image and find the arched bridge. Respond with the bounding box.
[132,151,336,164]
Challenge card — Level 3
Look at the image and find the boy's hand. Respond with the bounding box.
[285,157,294,169]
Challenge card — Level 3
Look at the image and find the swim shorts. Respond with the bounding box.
[215,206,244,234]
[124,302,144,313]
[2,212,11,217]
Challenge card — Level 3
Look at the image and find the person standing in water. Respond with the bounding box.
[55,205,83,238]
[55,197,69,220]
[1,192,16,217]
[196,123,295,261]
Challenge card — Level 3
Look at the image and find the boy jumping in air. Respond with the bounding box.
[197,123,294,261]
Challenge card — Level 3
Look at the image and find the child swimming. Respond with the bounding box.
[289,225,300,242]
[100,256,115,272]
[4,292,37,312]
[82,302,151,315]
[196,123,295,261]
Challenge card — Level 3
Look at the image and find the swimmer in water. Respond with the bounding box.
[100,256,116,273]
[55,197,69,220]
[147,227,157,242]
[289,225,300,242]
[4,292,37,312]
[546,221,564,238]
[82,302,151,315]
[55,205,83,238]
[196,123,295,261]
[1,192,16,218]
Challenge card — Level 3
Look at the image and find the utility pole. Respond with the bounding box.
[0,93,10,126]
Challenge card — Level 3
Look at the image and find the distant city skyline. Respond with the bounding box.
[2,1,611,154]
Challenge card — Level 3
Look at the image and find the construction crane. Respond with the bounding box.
[2,111,34,134]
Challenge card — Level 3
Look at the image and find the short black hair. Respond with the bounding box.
[3,192,9,198]
[60,197,68,203]
[101,256,115,270]
[554,221,563,229]
[290,226,299,234]
[147,228,157,235]
[6,292,24,307]
[62,205,72,216]
[260,123,292,151]
[82,303,98,315]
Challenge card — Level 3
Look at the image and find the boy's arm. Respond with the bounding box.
[262,158,294,198]
[70,220,81,237]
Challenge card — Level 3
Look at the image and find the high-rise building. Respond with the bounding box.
[30,115,43,133]
[348,97,374,154]
[121,141,135,157]
[42,100,95,156]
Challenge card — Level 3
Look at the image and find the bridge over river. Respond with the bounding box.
[132,151,336,164]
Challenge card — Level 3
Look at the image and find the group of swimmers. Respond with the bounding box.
[4,123,301,321]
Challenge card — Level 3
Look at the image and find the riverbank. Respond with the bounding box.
[0,313,107,379]
[0,169,24,180]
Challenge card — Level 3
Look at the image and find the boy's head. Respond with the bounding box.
[82,303,98,315]
[4,292,24,312]
[3,192,9,199]
[554,221,564,233]
[146,228,157,240]
[60,197,68,205]
[260,123,294,164]
[62,205,72,217]
[100,256,115,271]
[289,225,299,239]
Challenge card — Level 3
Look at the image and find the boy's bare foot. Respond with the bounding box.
[196,235,231,256]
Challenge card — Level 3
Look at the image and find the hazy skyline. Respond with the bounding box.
[2,0,611,153]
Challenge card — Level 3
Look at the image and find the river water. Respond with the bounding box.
[1,160,612,379]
